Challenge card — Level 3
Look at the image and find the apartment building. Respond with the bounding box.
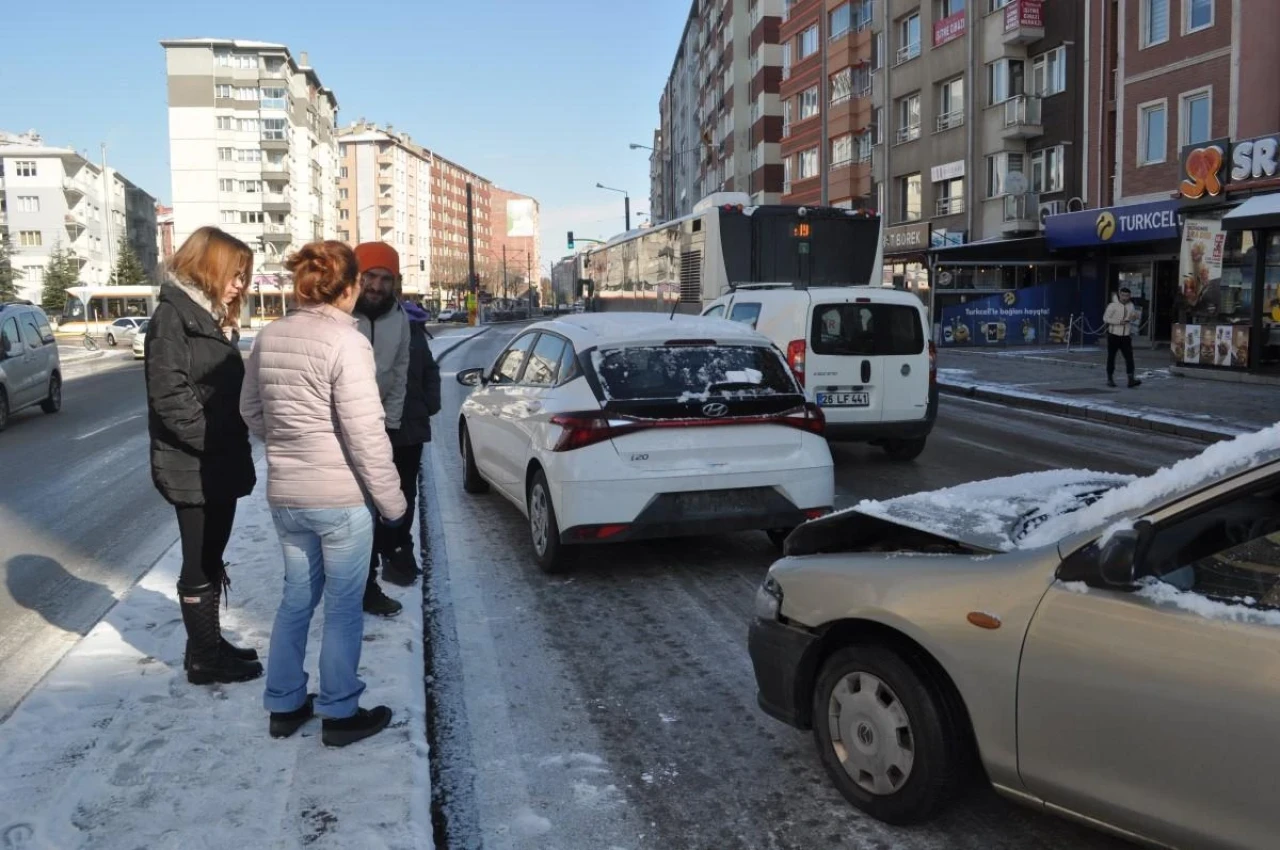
[0,130,158,304]
[489,186,541,299]
[430,155,493,298]
[655,0,785,221]
[335,122,432,295]
[162,38,339,298]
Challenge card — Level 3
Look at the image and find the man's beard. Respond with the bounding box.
[357,291,393,319]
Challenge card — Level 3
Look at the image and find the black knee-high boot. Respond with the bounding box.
[177,581,263,685]
[183,564,259,670]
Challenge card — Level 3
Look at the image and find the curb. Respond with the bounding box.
[58,349,107,365]
[938,381,1247,444]
[941,347,1172,374]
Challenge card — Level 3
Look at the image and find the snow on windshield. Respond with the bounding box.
[1018,422,1280,549]
[590,345,791,402]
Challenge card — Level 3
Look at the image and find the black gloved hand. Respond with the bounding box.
[380,513,406,529]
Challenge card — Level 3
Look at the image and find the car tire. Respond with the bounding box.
[883,438,927,462]
[0,388,8,432]
[460,425,490,495]
[106,333,117,347]
[812,645,958,825]
[527,469,570,574]
[40,374,61,414]
[766,529,792,551]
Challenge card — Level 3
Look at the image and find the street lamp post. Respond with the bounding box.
[595,182,630,232]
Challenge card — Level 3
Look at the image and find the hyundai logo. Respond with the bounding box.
[701,402,729,418]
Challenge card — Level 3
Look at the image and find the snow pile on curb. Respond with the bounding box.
[0,462,432,850]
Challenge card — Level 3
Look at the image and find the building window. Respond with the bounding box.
[939,0,965,15]
[218,147,233,162]
[338,187,349,200]
[798,147,819,179]
[1185,0,1213,31]
[936,177,964,216]
[938,76,965,130]
[18,231,42,247]
[237,149,262,163]
[16,196,39,213]
[235,53,259,70]
[215,50,233,67]
[1142,0,1170,47]
[1032,46,1067,97]
[239,180,262,193]
[263,118,288,140]
[1139,100,1168,165]
[896,93,921,143]
[261,87,288,110]
[216,84,232,99]
[989,58,1025,105]
[1031,146,1065,193]
[340,208,351,221]
[831,134,854,168]
[872,106,884,145]
[216,116,233,131]
[14,161,36,177]
[340,166,349,179]
[1181,89,1211,145]
[831,68,852,104]
[986,151,1025,197]
[234,86,258,101]
[237,118,260,133]
[856,132,872,162]
[798,25,819,59]
[990,0,1011,8]
[800,86,820,120]
[221,211,238,224]
[782,98,793,136]
[899,173,922,222]
[897,14,921,63]
[219,178,235,192]
[241,211,264,224]
[782,41,792,78]
[830,2,851,39]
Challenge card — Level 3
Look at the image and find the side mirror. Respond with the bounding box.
[1097,520,1155,587]
[456,367,485,387]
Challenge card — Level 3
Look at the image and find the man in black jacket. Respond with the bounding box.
[378,300,442,586]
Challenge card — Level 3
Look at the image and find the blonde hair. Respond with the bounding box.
[169,226,253,326]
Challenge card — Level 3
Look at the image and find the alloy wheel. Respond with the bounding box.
[827,671,916,796]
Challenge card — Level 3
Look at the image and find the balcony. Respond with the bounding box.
[936,110,964,133]
[263,194,291,214]
[262,224,292,243]
[262,161,290,179]
[1002,0,1046,45]
[62,178,85,201]
[1002,95,1043,139]
[63,211,86,233]
[895,124,922,145]
[1002,192,1040,235]
[895,42,920,65]
[935,196,965,217]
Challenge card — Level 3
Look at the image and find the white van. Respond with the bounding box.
[0,301,63,432]
[702,285,936,460]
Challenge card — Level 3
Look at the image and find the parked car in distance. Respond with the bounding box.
[456,313,834,572]
[105,316,148,347]
[748,427,1280,850]
[0,301,62,431]
[132,320,150,359]
[702,285,936,460]
[436,310,456,323]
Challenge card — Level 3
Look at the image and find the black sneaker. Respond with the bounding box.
[270,694,316,739]
[363,582,403,617]
[1128,377,1142,388]
[322,705,393,748]
[1106,377,1117,388]
[381,546,420,587]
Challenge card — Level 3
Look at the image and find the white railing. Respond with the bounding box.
[936,110,964,132]
[936,196,965,216]
[896,42,920,64]
[895,124,921,144]
[1004,94,1043,128]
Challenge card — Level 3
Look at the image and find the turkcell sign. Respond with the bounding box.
[1044,200,1181,249]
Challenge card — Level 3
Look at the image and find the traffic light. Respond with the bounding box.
[567,231,574,251]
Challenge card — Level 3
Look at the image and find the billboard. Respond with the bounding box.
[938,279,1103,348]
[506,198,536,238]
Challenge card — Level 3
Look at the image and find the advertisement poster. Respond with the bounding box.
[1172,324,1186,362]
[1183,324,1203,364]
[1233,325,1251,368]
[1214,325,1234,366]
[1180,216,1226,312]
[506,198,537,238]
[938,279,1101,348]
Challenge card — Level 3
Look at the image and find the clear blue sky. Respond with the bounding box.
[0,0,690,271]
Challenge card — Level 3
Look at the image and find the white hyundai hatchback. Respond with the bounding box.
[456,314,835,571]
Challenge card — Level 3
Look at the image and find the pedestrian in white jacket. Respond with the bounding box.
[1102,287,1142,389]
[352,242,411,618]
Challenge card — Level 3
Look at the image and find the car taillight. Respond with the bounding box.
[549,412,642,451]
[551,403,825,450]
[786,340,806,387]
[928,341,937,387]
[776,403,825,435]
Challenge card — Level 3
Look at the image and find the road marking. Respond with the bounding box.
[73,412,143,441]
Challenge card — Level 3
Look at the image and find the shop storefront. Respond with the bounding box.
[881,221,930,299]
[1043,199,1182,346]
[1174,133,1280,374]
[927,235,1085,348]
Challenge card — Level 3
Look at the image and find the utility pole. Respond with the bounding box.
[502,244,508,302]
[466,182,477,326]
[101,143,115,290]
[819,13,829,206]
[624,194,631,232]
[527,251,533,315]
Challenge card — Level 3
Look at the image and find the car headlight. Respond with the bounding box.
[754,575,783,621]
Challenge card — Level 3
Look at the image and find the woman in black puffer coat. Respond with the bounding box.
[145,226,262,686]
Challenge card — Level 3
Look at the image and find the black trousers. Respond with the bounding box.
[1107,333,1135,378]
[368,443,425,579]
[175,501,237,586]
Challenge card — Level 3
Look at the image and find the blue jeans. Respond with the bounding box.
[264,505,373,719]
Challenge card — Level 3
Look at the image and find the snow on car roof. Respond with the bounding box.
[539,313,771,347]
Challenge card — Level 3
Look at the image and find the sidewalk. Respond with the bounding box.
[938,346,1280,442]
[0,459,432,850]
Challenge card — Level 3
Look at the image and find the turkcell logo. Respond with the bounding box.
[1045,200,1182,249]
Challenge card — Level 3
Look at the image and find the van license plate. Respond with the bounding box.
[816,392,870,407]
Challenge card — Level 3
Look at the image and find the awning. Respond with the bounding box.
[1222,193,1280,231]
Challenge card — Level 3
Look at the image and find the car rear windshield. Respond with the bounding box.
[810,303,924,356]
[591,345,797,401]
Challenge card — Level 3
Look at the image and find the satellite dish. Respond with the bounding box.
[1005,171,1029,195]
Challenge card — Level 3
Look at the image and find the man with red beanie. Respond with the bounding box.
[353,242,410,617]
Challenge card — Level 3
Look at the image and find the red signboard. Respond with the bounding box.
[1004,0,1044,31]
[933,10,966,47]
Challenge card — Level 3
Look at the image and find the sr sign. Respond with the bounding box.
[1179,133,1280,200]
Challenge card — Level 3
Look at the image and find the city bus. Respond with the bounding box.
[579,192,883,314]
